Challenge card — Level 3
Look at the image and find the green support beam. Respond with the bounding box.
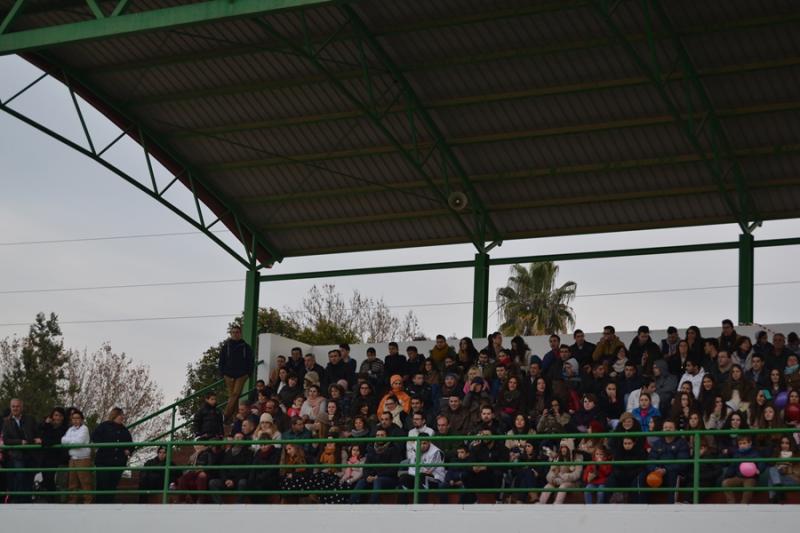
[242,268,261,384]
[0,0,338,55]
[257,236,800,283]
[472,253,490,339]
[738,234,755,324]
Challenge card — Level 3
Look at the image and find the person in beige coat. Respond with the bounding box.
[538,438,583,504]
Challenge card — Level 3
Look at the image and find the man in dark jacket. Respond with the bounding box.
[208,433,254,503]
[350,428,403,503]
[628,325,660,368]
[137,446,179,503]
[2,398,41,502]
[193,392,224,439]
[218,325,255,421]
[462,429,510,503]
[249,442,281,501]
[323,349,354,390]
[636,419,689,503]
[383,342,407,386]
[570,329,597,369]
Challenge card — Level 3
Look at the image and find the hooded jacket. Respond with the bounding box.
[653,359,678,405]
[218,338,254,379]
[546,438,582,484]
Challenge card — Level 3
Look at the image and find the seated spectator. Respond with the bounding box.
[282,416,313,456]
[677,358,705,400]
[572,393,604,433]
[230,402,250,436]
[609,346,629,381]
[661,326,680,357]
[277,373,302,410]
[380,396,408,431]
[721,364,755,412]
[718,411,749,458]
[704,394,729,430]
[607,437,646,502]
[767,436,800,503]
[652,359,677,409]
[350,382,378,418]
[249,440,281,502]
[404,345,426,382]
[536,399,570,437]
[175,440,221,504]
[538,438,582,504]
[669,391,696,430]
[462,429,509,504]
[626,378,660,412]
[350,428,403,504]
[756,405,784,454]
[327,383,350,417]
[300,385,327,427]
[636,419,689,503]
[631,392,661,431]
[599,382,625,427]
[324,349,354,390]
[137,446,177,504]
[746,354,770,389]
[617,361,643,401]
[593,325,625,364]
[208,433,254,503]
[685,440,722,497]
[399,432,446,503]
[378,375,411,414]
[442,394,471,435]
[721,435,765,504]
[407,372,434,411]
[406,411,433,456]
[444,444,471,500]
[279,443,310,503]
[508,441,546,503]
[193,392,224,439]
[339,443,366,489]
[505,414,535,450]
[359,347,385,388]
[376,410,405,438]
[570,329,596,368]
[311,438,347,504]
[582,445,612,504]
[248,379,272,405]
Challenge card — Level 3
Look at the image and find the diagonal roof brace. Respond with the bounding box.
[590,0,760,234]
[250,5,503,253]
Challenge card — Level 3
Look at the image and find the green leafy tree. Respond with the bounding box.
[0,312,71,419]
[496,262,577,336]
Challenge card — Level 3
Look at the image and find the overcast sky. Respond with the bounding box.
[1,55,799,402]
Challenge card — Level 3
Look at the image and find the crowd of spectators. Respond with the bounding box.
[2,321,800,504]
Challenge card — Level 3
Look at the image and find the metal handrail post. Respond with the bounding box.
[162,407,176,504]
[692,430,701,504]
[412,436,422,504]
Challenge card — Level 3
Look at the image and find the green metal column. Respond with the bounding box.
[738,233,754,324]
[242,268,260,383]
[472,252,490,339]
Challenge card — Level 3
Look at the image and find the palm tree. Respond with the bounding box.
[496,262,577,335]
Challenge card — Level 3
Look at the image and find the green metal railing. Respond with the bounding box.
[127,361,264,441]
[2,426,799,504]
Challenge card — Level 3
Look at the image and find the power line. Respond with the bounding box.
[0,230,227,247]
[0,280,796,328]
[0,278,244,295]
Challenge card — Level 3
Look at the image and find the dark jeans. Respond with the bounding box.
[8,458,34,503]
[351,476,398,504]
[95,468,124,504]
[208,478,248,504]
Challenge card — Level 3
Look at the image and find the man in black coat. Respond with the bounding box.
[350,428,403,504]
[1,398,41,502]
[218,325,255,422]
[208,433,254,503]
[324,349,354,390]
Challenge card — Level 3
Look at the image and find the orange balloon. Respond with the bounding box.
[646,471,663,488]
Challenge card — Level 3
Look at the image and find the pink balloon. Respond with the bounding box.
[739,462,758,477]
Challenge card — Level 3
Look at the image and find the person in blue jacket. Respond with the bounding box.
[721,434,765,504]
[636,419,689,503]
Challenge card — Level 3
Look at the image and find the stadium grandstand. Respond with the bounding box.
[2,0,800,530]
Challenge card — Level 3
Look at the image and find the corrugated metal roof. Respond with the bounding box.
[5,0,800,260]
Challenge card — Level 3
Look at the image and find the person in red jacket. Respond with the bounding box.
[583,445,612,504]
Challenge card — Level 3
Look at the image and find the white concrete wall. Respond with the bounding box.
[3,504,798,532]
[257,323,800,377]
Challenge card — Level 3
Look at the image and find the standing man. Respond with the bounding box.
[219,325,255,422]
[2,398,42,501]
